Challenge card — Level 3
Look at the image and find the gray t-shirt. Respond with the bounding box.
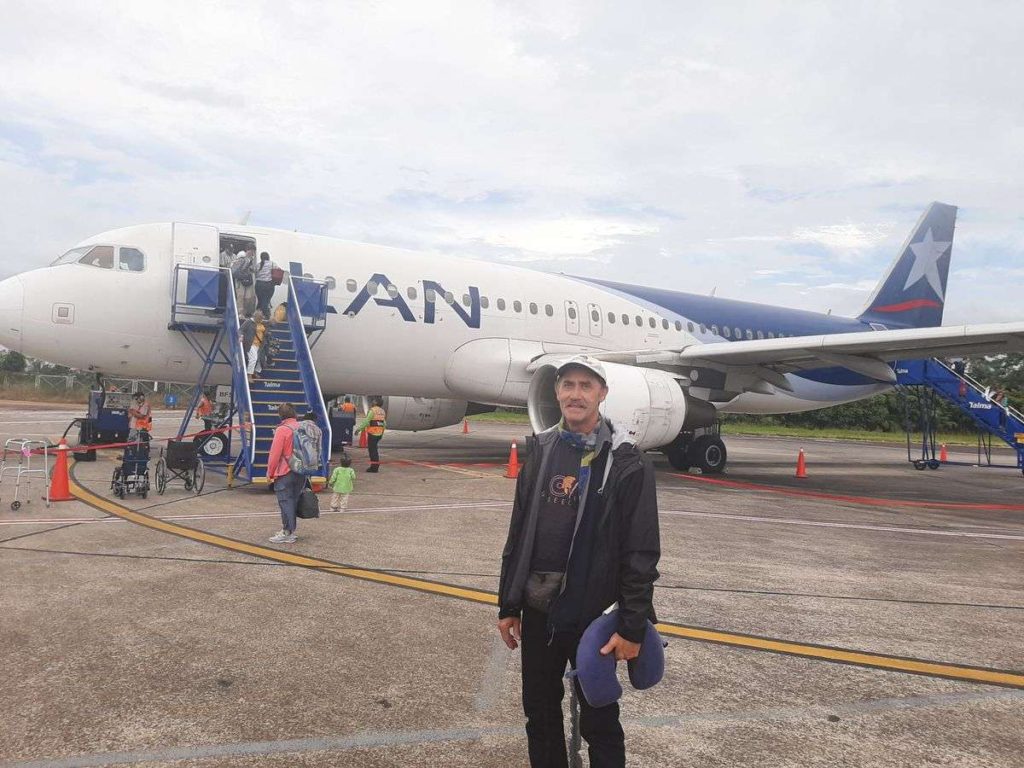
[530,436,585,572]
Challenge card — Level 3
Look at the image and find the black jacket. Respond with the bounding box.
[498,426,660,643]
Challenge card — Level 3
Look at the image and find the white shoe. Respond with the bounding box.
[269,530,294,543]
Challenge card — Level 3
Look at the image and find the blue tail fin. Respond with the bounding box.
[858,202,957,329]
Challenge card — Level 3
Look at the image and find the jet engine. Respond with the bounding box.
[365,396,469,431]
[527,361,716,450]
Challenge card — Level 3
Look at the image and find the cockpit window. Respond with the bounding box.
[79,246,114,269]
[51,246,91,266]
[118,247,145,272]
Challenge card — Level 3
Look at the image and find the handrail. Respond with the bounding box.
[285,274,332,474]
[224,275,255,477]
[934,358,1023,421]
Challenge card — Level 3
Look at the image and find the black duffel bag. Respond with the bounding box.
[296,481,320,519]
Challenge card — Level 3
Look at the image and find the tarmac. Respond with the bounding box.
[1,406,1022,767]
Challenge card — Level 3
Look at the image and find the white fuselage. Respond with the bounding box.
[0,222,888,413]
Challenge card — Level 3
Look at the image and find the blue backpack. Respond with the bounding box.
[287,422,321,475]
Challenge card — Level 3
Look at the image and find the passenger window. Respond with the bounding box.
[768,332,775,339]
[649,317,656,329]
[622,314,629,325]
[117,247,145,272]
[675,321,682,331]
[661,318,669,330]
[513,300,522,313]
[497,298,506,311]
[545,304,553,317]
[346,279,358,293]
[567,306,576,319]
[700,324,707,333]
[463,293,471,306]
[734,327,741,339]
[635,315,642,326]
[687,322,694,332]
[79,245,114,269]
[425,288,436,302]
[723,326,732,338]
[444,291,454,304]
[407,286,418,300]
[592,309,600,322]
[711,324,719,335]
[481,296,490,309]
[387,284,399,298]
[746,329,753,340]
[366,280,379,295]
[324,276,336,290]
[757,330,764,340]
[608,312,615,324]
[529,302,538,315]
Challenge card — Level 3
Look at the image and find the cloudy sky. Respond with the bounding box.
[1,1,1022,324]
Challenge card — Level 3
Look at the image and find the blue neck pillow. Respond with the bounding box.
[574,609,665,708]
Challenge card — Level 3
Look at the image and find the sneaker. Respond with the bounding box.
[269,530,291,543]
[281,533,297,543]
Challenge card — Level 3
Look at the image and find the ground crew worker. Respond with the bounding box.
[128,392,153,442]
[196,390,215,432]
[356,397,386,473]
[336,396,357,446]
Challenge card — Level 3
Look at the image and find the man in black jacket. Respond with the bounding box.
[497,355,660,768]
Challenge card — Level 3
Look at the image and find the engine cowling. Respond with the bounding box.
[527,362,716,450]
[365,396,468,431]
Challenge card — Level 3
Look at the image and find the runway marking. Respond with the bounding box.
[3,689,1021,768]
[659,510,1024,541]
[66,468,1024,691]
[669,472,1024,511]
[398,458,498,478]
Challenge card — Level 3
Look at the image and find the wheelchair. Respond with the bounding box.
[111,432,151,499]
[154,439,206,495]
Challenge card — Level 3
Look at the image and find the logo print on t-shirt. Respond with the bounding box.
[548,475,577,499]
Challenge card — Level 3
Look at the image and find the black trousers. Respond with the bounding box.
[367,434,381,472]
[255,280,275,317]
[521,606,625,768]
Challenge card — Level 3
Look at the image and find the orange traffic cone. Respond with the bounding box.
[504,441,521,479]
[940,444,948,462]
[463,418,470,434]
[358,429,368,449]
[48,439,75,502]
[795,448,807,479]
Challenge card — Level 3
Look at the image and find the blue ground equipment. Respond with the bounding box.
[65,390,132,462]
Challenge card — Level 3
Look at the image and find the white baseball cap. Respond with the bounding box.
[555,355,607,385]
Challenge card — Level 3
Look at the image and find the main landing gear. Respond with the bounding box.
[662,427,727,474]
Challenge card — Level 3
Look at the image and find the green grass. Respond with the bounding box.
[468,412,1000,448]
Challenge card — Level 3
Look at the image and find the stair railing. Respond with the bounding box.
[285,274,332,475]
[224,278,256,479]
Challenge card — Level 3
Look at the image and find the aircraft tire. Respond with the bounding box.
[663,442,690,472]
[690,435,727,474]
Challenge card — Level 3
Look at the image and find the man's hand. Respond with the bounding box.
[498,617,521,650]
[600,632,641,661]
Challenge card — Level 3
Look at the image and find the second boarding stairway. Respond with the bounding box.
[897,358,1024,472]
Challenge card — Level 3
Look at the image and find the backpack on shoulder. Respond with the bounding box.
[287,421,322,476]
[231,256,254,287]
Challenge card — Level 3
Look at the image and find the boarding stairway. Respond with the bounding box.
[169,265,331,484]
[896,358,1024,472]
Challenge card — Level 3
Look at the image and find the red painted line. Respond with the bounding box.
[869,298,942,313]
[669,472,1024,511]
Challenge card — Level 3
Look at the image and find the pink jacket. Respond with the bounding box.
[267,418,297,480]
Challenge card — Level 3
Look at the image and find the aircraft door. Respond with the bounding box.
[587,302,603,337]
[565,300,580,335]
[172,223,220,267]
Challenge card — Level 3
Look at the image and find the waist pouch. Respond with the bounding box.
[524,571,564,613]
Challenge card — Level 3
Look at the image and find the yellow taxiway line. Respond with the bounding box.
[68,471,1024,690]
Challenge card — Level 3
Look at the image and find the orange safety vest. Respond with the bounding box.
[132,403,152,431]
[340,402,356,414]
[197,396,214,418]
[367,406,386,436]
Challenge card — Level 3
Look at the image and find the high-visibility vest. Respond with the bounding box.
[340,402,356,414]
[367,406,386,436]
[197,397,214,418]
[132,404,152,431]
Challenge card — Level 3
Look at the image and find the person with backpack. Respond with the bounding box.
[231,247,257,316]
[355,397,387,473]
[267,403,303,544]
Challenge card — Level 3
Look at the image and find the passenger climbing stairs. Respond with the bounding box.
[896,358,1024,472]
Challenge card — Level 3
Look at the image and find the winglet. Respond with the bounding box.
[858,202,957,329]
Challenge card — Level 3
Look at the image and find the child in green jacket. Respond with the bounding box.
[328,455,356,512]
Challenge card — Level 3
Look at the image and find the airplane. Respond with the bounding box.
[0,201,1021,474]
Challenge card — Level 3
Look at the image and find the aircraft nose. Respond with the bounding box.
[0,275,25,352]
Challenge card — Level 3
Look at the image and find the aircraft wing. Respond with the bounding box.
[526,321,1024,388]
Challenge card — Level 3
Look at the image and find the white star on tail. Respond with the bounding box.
[903,227,950,297]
